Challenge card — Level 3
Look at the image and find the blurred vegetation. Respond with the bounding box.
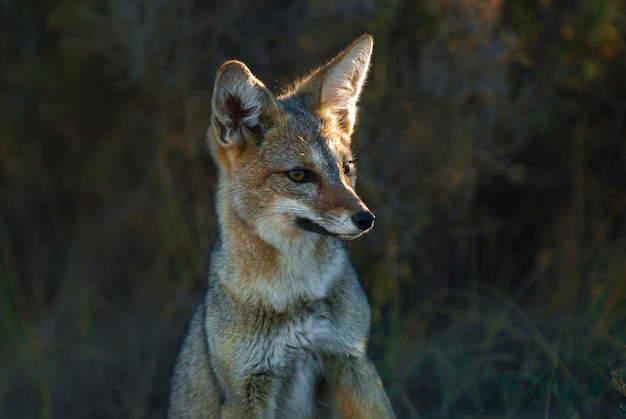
[1,0,625,417]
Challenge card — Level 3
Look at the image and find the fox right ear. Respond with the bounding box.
[211,61,278,146]
[290,35,373,135]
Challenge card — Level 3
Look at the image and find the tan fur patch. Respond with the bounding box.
[335,385,365,419]
[222,206,280,284]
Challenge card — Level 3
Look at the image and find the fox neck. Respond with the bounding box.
[214,187,347,311]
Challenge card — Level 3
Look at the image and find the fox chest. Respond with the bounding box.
[239,308,333,372]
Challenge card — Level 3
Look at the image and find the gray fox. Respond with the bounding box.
[168,34,395,419]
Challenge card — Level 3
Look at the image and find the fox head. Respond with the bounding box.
[208,35,374,247]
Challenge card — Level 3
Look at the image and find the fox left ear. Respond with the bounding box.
[211,60,279,147]
[317,35,373,133]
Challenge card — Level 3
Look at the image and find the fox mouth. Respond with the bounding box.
[295,217,336,237]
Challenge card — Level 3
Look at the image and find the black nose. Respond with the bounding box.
[351,211,375,231]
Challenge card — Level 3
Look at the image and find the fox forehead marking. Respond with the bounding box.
[268,101,347,174]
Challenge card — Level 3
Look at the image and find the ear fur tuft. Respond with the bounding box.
[286,35,373,133]
[211,61,274,144]
[320,35,373,113]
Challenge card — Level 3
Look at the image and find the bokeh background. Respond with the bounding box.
[2,0,626,417]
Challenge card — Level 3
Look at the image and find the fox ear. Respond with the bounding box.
[211,61,278,146]
[317,35,373,132]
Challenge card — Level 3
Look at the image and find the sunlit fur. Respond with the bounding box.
[169,35,396,419]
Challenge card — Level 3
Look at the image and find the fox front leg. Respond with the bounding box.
[219,372,280,419]
[325,354,396,419]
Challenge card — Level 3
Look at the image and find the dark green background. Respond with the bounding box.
[1,0,625,417]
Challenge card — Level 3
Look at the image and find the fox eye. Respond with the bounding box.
[286,168,316,183]
[287,169,305,182]
[343,161,355,175]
